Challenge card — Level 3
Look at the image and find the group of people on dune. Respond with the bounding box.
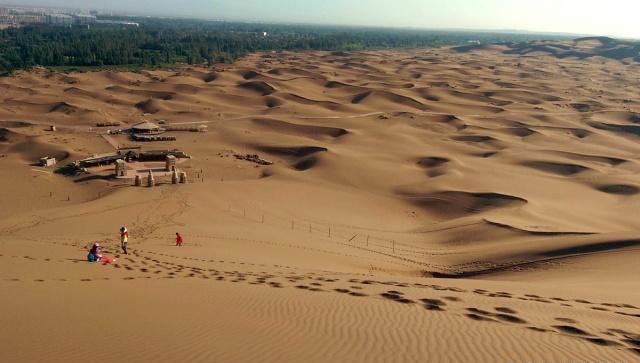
[87,227,184,264]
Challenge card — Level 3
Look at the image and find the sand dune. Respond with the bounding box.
[251,118,348,139]
[1,43,640,363]
[454,37,640,62]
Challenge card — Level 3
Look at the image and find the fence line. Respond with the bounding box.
[212,201,453,262]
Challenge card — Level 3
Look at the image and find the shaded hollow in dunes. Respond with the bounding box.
[202,72,217,82]
[451,135,505,149]
[401,191,527,218]
[545,151,627,166]
[48,102,78,114]
[263,96,284,108]
[497,127,537,137]
[135,99,162,114]
[242,70,261,80]
[596,184,640,195]
[415,156,450,177]
[292,156,320,171]
[520,161,590,176]
[588,121,640,137]
[323,80,365,93]
[8,136,70,163]
[0,128,19,143]
[238,81,276,95]
[416,157,449,168]
[571,102,603,112]
[251,118,348,139]
[256,145,328,158]
[0,121,31,129]
[540,238,640,258]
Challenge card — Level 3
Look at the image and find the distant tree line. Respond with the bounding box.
[0,17,572,75]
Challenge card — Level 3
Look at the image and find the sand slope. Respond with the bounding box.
[1,42,640,362]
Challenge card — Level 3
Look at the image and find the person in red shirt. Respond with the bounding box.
[175,232,184,247]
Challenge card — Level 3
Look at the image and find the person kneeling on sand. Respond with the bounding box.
[87,242,101,262]
[87,242,114,264]
[175,232,184,247]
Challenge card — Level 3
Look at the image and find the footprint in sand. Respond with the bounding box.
[489,292,512,298]
[494,307,517,314]
[466,307,492,316]
[421,299,446,311]
[494,313,527,324]
[555,317,578,324]
[380,292,414,304]
[553,325,591,336]
[574,299,592,304]
[615,311,640,318]
[583,337,621,347]
[466,313,496,322]
[349,291,367,297]
[465,307,527,324]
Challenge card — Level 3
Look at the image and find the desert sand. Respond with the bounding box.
[1,38,639,362]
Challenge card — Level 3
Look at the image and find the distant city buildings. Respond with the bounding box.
[95,19,139,27]
[0,5,136,29]
[47,14,73,26]
[73,14,97,25]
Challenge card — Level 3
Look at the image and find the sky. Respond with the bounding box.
[7,0,640,39]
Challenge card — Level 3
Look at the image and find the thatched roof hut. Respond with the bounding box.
[131,121,165,135]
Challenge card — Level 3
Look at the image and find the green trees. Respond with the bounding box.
[0,18,571,75]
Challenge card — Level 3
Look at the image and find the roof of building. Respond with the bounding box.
[131,121,161,130]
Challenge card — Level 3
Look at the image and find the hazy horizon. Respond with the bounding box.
[2,0,638,39]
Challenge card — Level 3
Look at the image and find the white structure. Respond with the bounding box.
[165,155,176,172]
[39,156,56,167]
[115,159,126,177]
[147,170,155,187]
[47,14,72,25]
